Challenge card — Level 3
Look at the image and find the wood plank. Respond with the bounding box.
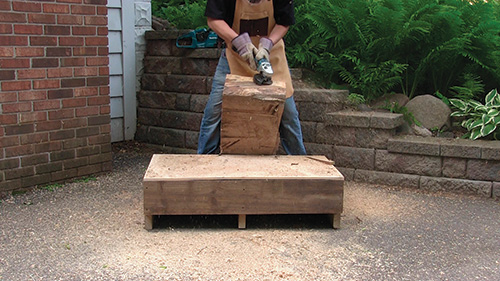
[238,215,246,229]
[220,74,286,155]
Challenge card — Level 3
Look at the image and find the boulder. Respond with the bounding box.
[405,94,451,130]
[370,93,409,110]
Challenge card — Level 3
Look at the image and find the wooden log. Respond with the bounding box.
[220,74,286,155]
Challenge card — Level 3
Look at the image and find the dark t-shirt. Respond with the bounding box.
[205,0,295,27]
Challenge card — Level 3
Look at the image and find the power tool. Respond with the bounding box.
[176,28,218,49]
[253,57,273,85]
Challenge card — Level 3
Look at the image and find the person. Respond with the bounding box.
[197,0,306,155]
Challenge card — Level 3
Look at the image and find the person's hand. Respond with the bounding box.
[255,37,273,62]
[231,32,258,70]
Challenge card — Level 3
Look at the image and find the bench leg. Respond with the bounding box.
[330,213,341,229]
[145,215,153,230]
[238,214,246,229]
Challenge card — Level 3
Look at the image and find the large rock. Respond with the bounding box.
[405,94,451,130]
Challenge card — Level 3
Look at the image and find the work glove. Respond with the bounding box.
[231,32,258,70]
[254,37,273,62]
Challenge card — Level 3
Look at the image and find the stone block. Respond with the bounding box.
[480,141,500,160]
[175,93,191,111]
[440,138,481,159]
[334,146,375,170]
[300,121,317,143]
[143,57,181,74]
[327,111,370,128]
[388,136,440,156]
[304,143,334,160]
[297,101,329,122]
[493,182,500,199]
[375,150,441,177]
[136,126,185,148]
[190,94,208,113]
[146,39,174,56]
[137,108,162,126]
[369,112,405,129]
[159,110,202,131]
[420,176,492,197]
[316,124,356,146]
[355,128,394,149]
[293,88,349,105]
[442,157,466,178]
[164,74,208,94]
[141,74,166,91]
[185,130,199,150]
[138,91,177,109]
[180,58,212,76]
[337,167,355,181]
[467,159,500,181]
[354,169,420,188]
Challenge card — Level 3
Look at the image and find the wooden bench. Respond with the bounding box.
[143,154,344,229]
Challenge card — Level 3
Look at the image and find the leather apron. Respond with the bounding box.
[226,0,294,98]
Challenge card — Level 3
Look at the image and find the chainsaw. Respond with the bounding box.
[253,57,273,85]
[176,28,218,49]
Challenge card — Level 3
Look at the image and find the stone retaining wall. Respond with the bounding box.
[138,30,500,199]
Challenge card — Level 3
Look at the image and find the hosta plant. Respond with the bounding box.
[450,89,500,140]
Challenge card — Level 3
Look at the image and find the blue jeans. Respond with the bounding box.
[197,49,307,155]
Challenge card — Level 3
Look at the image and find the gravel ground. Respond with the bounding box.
[1,142,500,281]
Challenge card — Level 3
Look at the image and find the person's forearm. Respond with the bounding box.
[267,24,289,45]
[207,17,238,43]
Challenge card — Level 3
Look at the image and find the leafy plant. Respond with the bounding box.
[449,73,485,101]
[347,93,366,106]
[383,101,421,126]
[450,89,500,140]
[152,0,207,29]
[39,183,63,192]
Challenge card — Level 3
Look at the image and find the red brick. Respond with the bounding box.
[0,135,19,148]
[35,141,62,153]
[20,132,49,145]
[30,36,57,46]
[61,78,85,88]
[0,23,13,34]
[0,12,27,23]
[21,153,49,166]
[86,76,108,86]
[97,26,107,36]
[20,112,47,123]
[34,100,60,111]
[74,87,98,97]
[5,124,34,136]
[45,25,70,35]
[86,57,108,66]
[61,57,84,66]
[28,14,56,24]
[0,2,11,11]
[85,36,107,46]
[76,106,99,117]
[0,36,28,46]
[0,70,15,80]
[58,38,83,48]
[0,58,29,68]
[16,47,44,57]
[98,46,108,55]
[46,47,71,57]
[58,0,84,3]
[43,3,70,14]
[5,145,35,158]
[13,2,42,12]
[2,80,31,91]
[47,68,73,78]
[85,0,107,5]
[48,108,75,120]
[32,58,59,68]
[33,79,60,89]
[0,92,17,102]
[99,85,109,95]
[14,24,43,35]
[50,129,75,141]
[17,69,46,79]
[62,118,87,129]
[73,46,96,56]
[74,67,97,77]
[48,89,73,99]
[19,90,47,101]
[99,66,109,76]
[36,120,62,132]
[88,96,109,106]
[84,15,106,26]
[71,5,95,15]
[0,47,14,56]
[0,114,18,125]
[62,97,86,108]
[100,105,110,115]
[2,102,31,113]
[57,14,83,25]
[72,26,95,35]
[97,6,107,15]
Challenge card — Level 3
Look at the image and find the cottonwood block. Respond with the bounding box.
[143,154,344,229]
[220,74,286,155]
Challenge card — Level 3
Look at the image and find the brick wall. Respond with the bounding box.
[0,0,111,192]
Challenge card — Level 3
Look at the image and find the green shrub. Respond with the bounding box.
[152,0,207,29]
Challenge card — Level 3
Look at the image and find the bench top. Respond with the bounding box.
[143,154,344,181]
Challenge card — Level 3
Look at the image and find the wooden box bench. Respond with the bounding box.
[143,154,344,229]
